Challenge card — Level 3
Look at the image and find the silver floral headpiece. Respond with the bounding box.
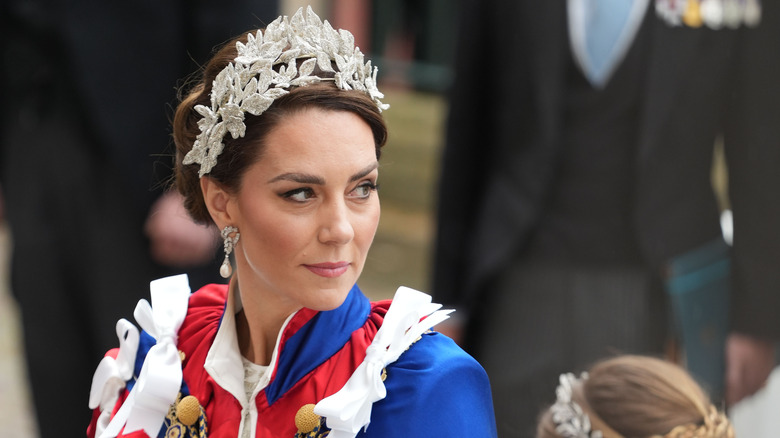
[551,373,603,438]
[183,6,390,177]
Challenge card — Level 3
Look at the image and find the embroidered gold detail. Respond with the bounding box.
[166,424,186,438]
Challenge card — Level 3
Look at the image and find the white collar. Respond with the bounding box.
[204,280,296,407]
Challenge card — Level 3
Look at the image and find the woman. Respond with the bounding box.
[537,355,733,438]
[87,7,496,438]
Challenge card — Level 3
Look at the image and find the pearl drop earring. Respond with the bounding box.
[219,226,240,278]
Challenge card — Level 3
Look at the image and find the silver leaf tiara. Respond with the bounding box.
[182,6,390,177]
[551,373,603,438]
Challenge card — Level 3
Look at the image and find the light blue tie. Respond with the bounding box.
[568,0,648,88]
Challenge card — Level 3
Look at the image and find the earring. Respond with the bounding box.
[220,226,240,278]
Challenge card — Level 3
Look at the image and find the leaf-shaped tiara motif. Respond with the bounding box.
[182,6,390,177]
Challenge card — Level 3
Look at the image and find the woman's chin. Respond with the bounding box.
[305,286,353,311]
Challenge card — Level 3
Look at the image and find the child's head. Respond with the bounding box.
[537,355,733,438]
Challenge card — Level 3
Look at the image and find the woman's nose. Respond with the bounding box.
[318,199,354,245]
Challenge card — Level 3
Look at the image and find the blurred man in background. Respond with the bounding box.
[0,1,277,435]
[433,1,779,436]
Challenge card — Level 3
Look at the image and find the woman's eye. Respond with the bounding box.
[351,182,378,199]
[282,187,316,202]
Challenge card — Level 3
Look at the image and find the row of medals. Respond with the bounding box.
[656,0,761,28]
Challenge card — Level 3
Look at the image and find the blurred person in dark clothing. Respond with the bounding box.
[0,1,277,435]
[433,1,779,436]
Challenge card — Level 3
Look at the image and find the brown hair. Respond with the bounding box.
[172,32,388,225]
[537,356,734,438]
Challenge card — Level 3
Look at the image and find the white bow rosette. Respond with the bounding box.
[89,274,191,438]
[89,319,140,435]
[313,286,454,437]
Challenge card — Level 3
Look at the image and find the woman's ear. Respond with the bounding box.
[200,177,234,228]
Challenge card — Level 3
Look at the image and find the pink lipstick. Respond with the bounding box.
[304,262,350,278]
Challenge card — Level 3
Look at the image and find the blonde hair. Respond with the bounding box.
[537,356,734,438]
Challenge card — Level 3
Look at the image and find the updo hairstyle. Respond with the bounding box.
[173,31,388,225]
[537,355,734,438]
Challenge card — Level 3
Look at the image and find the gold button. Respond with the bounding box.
[176,395,201,426]
[295,403,321,433]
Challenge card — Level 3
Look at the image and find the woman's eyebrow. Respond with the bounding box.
[349,162,379,182]
[268,162,378,185]
[268,173,325,184]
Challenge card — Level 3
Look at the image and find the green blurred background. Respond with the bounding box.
[358,90,446,300]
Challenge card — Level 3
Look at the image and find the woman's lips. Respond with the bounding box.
[304,262,350,278]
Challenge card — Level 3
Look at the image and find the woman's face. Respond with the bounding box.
[227,107,380,313]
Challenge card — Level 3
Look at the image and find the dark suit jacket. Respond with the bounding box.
[0,2,277,435]
[433,0,780,340]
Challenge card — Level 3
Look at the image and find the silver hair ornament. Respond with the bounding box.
[550,372,603,438]
[182,6,390,177]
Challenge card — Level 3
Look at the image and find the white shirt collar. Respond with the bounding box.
[204,280,296,407]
